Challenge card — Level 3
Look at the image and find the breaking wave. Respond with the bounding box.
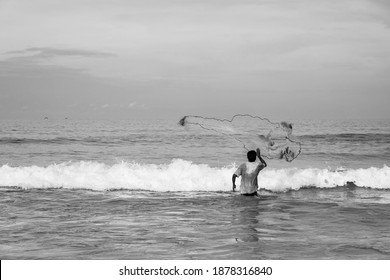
[0,160,389,192]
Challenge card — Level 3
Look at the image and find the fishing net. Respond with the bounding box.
[179,114,301,162]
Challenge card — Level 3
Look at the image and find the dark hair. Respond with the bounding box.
[247,150,257,162]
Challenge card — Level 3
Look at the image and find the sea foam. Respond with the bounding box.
[0,159,389,192]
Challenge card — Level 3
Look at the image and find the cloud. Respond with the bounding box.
[0,0,390,119]
[0,47,117,80]
[0,54,149,119]
[5,47,115,59]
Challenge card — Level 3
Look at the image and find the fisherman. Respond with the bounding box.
[232,148,267,196]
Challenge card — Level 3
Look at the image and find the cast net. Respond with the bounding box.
[179,114,302,162]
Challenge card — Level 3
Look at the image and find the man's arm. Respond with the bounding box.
[256,148,267,168]
[232,174,238,192]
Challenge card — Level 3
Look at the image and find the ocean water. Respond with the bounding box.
[0,118,389,259]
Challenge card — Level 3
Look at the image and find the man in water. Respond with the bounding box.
[232,148,267,196]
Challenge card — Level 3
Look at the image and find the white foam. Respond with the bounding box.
[259,166,390,192]
[0,160,389,192]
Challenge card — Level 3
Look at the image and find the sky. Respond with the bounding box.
[0,0,390,120]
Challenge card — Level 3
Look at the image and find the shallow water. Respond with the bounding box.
[1,187,389,259]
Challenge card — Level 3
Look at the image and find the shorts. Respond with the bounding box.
[241,192,258,196]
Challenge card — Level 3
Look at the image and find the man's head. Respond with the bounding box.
[247,150,257,162]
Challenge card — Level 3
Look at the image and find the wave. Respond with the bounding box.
[0,136,165,145]
[0,160,389,192]
[3,132,389,147]
[0,137,81,145]
[300,133,390,143]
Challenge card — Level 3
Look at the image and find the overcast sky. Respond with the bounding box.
[1,0,390,120]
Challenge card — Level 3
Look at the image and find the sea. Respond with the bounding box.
[0,118,389,259]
